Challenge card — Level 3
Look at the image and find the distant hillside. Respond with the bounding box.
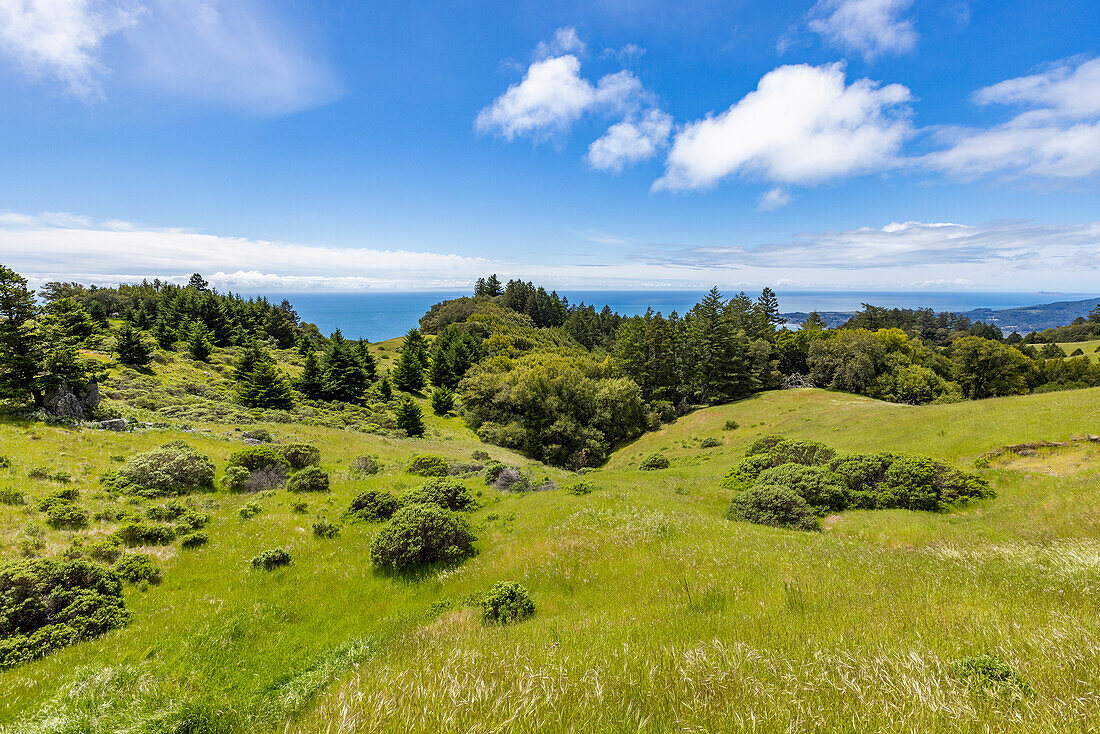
[781,296,1100,333]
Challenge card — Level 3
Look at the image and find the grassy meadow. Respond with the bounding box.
[1059,339,1100,363]
[1,361,1099,731]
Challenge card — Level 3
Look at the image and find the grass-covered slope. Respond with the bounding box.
[1,387,1099,732]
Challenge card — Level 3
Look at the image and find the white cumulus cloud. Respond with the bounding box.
[654,62,913,191]
[807,0,917,61]
[924,57,1100,179]
[587,109,672,172]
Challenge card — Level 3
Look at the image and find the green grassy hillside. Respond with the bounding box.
[1058,339,1100,363]
[2,385,1099,733]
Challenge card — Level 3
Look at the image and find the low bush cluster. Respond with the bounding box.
[492,467,531,492]
[106,441,216,497]
[564,481,596,495]
[115,520,176,546]
[228,446,289,473]
[238,502,262,520]
[406,454,450,477]
[481,581,535,624]
[699,437,722,448]
[179,531,209,549]
[369,503,476,571]
[402,478,476,512]
[114,553,162,585]
[312,520,340,539]
[0,559,131,670]
[346,489,402,522]
[349,454,381,475]
[0,488,25,505]
[722,435,993,530]
[287,466,330,493]
[38,490,89,530]
[280,443,321,469]
[639,453,670,470]
[250,548,291,570]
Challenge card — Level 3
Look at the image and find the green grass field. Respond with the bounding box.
[1058,339,1100,363]
[2,385,1100,733]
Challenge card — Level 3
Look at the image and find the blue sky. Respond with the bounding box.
[0,0,1098,292]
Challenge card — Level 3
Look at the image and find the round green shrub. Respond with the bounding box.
[565,481,596,495]
[111,441,216,497]
[406,454,449,477]
[350,455,381,475]
[431,386,456,415]
[768,438,836,467]
[745,434,785,456]
[726,484,820,531]
[722,420,739,431]
[481,581,535,624]
[179,531,209,549]
[115,521,176,547]
[312,520,340,539]
[44,504,89,530]
[280,444,321,469]
[221,466,251,492]
[242,428,274,443]
[639,453,670,471]
[720,454,774,491]
[700,437,722,448]
[0,558,131,670]
[0,488,25,506]
[287,466,330,493]
[228,446,290,473]
[347,489,402,522]
[238,502,262,520]
[483,460,507,484]
[755,464,848,512]
[114,554,162,585]
[250,548,291,570]
[402,478,476,512]
[369,503,476,571]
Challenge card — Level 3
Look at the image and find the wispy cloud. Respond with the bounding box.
[0,0,340,113]
[758,188,793,211]
[805,0,918,61]
[655,63,913,190]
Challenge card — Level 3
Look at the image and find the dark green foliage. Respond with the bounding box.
[369,503,476,571]
[228,446,290,472]
[297,349,324,399]
[431,386,456,415]
[347,489,402,522]
[114,554,162,584]
[115,521,176,546]
[0,558,130,670]
[392,329,427,393]
[953,654,1032,696]
[186,321,214,361]
[429,324,482,388]
[114,322,153,367]
[483,460,507,484]
[45,503,89,530]
[745,435,785,456]
[350,454,381,475]
[767,439,836,467]
[0,488,26,506]
[755,464,848,512]
[242,428,273,443]
[395,396,426,437]
[355,340,378,382]
[726,484,820,531]
[402,478,476,512]
[378,375,393,400]
[952,337,1037,399]
[174,511,210,533]
[27,466,49,479]
[180,531,209,549]
[565,481,596,495]
[109,441,216,497]
[250,548,291,571]
[312,520,340,539]
[287,466,330,493]
[145,499,187,522]
[37,488,79,510]
[481,581,535,624]
[280,443,321,469]
[700,437,721,448]
[237,357,295,409]
[321,330,369,402]
[238,502,262,520]
[639,453,670,470]
[406,453,449,476]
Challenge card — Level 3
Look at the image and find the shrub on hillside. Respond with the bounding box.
[406,454,449,477]
[723,420,739,431]
[287,466,330,493]
[755,464,848,513]
[639,453,670,471]
[312,520,340,539]
[347,489,403,522]
[726,484,820,531]
[565,481,596,495]
[238,502,262,520]
[745,435,785,456]
[37,488,79,511]
[174,511,210,533]
[114,554,162,585]
[0,558,131,670]
[44,504,89,530]
[242,428,273,443]
[481,581,535,624]
[720,454,775,491]
[145,500,187,522]
[700,437,722,448]
[768,438,836,466]
[350,454,381,476]
[66,537,122,564]
[483,460,507,484]
[953,653,1032,696]
[402,478,476,512]
[0,488,25,506]
[369,503,476,571]
[280,444,321,469]
[115,521,176,546]
[179,531,209,549]
[431,387,456,415]
[227,446,290,473]
[108,441,215,497]
[250,548,291,571]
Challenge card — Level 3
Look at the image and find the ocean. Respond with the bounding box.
[264,290,1097,341]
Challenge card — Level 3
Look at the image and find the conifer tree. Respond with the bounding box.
[391,332,426,393]
[152,316,176,350]
[0,265,42,402]
[114,322,153,367]
[394,396,425,436]
[187,321,214,361]
[321,329,368,402]
[355,339,378,381]
[234,338,266,382]
[431,386,455,415]
[297,349,324,399]
[378,374,393,400]
[238,359,294,409]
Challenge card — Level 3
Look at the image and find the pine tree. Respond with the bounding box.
[485,274,503,297]
[234,338,266,382]
[238,359,294,409]
[392,329,427,393]
[114,322,153,367]
[152,316,176,350]
[431,386,455,415]
[0,265,42,403]
[356,339,378,381]
[187,321,214,361]
[752,287,781,338]
[378,375,393,400]
[297,335,314,356]
[394,396,425,436]
[41,298,98,345]
[297,350,324,399]
[321,329,368,402]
